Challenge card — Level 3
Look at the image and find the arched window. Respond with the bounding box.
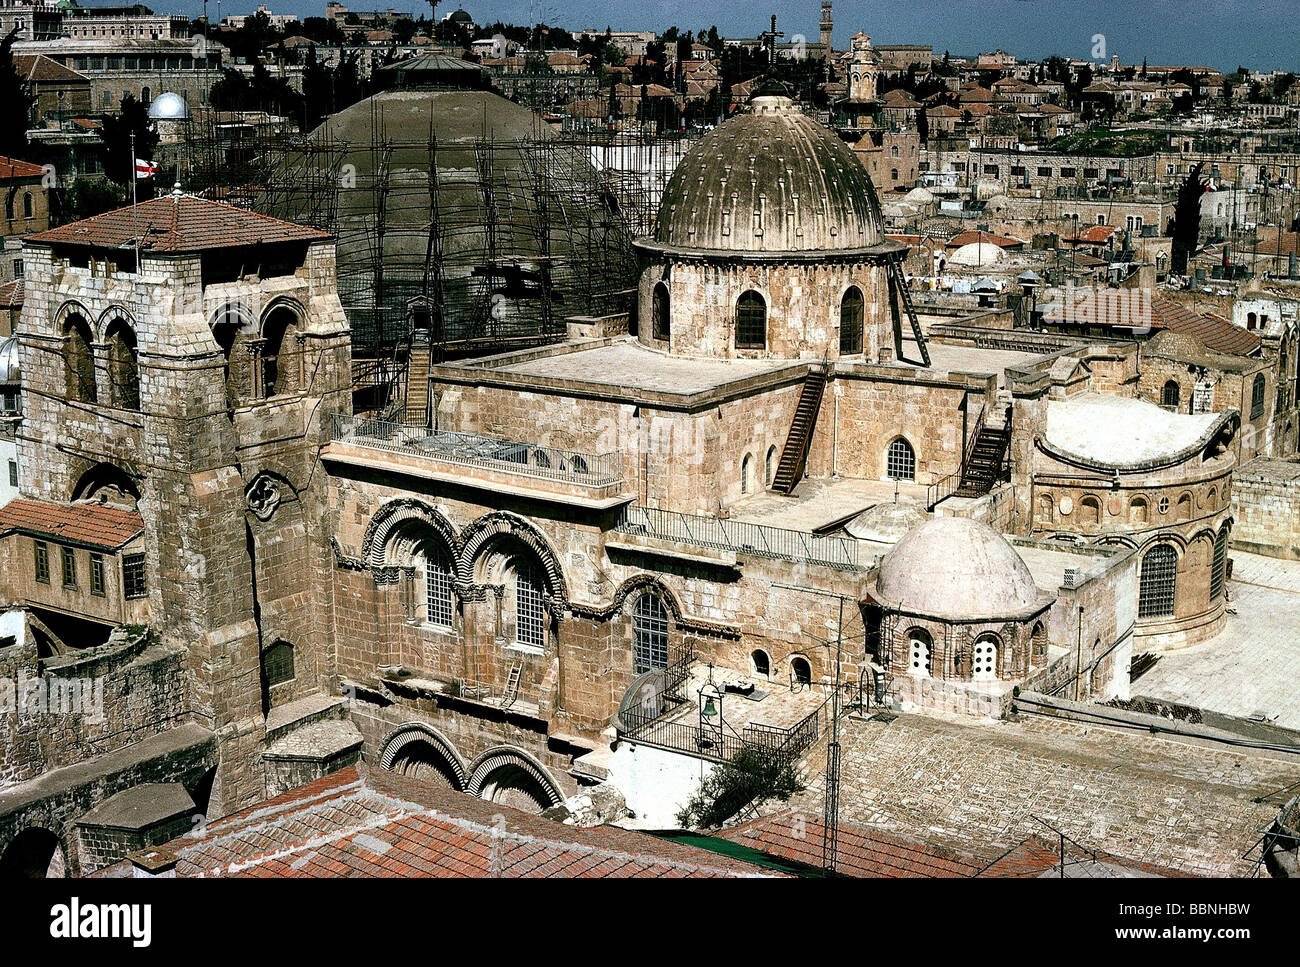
[765,445,777,488]
[1037,493,1054,523]
[972,634,998,681]
[886,437,915,481]
[515,559,546,648]
[3,192,12,220]
[1031,622,1047,665]
[633,593,669,673]
[1080,494,1102,526]
[63,314,97,403]
[1210,527,1229,601]
[735,290,766,349]
[651,282,670,341]
[1161,379,1180,411]
[839,286,864,355]
[791,656,812,686]
[1176,492,1193,521]
[104,317,140,410]
[263,640,295,686]
[260,306,299,398]
[22,191,33,219]
[741,453,754,494]
[1251,373,1266,419]
[907,628,932,677]
[1247,311,1257,330]
[1128,496,1148,525]
[1138,544,1178,618]
[751,649,770,676]
[425,545,455,628]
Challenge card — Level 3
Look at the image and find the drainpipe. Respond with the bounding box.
[832,388,840,478]
[1074,604,1084,701]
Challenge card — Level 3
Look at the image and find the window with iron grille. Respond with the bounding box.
[633,593,669,674]
[839,286,864,354]
[1210,528,1228,601]
[122,553,147,599]
[61,546,77,590]
[263,640,295,686]
[735,290,766,349]
[1138,544,1177,618]
[515,561,545,648]
[34,540,49,584]
[90,553,106,597]
[1161,379,1180,410]
[652,282,670,341]
[886,438,915,481]
[425,549,455,628]
[1251,373,1265,419]
[7,460,16,486]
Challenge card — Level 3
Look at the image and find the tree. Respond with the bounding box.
[0,28,35,160]
[99,95,159,193]
[675,748,805,829]
[1169,162,1205,276]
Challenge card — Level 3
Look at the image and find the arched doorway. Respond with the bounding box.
[0,828,64,878]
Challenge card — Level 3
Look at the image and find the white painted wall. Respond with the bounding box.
[605,741,719,829]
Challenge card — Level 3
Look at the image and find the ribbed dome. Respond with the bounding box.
[875,517,1042,619]
[654,94,884,254]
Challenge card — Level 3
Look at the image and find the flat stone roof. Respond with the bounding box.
[493,341,801,395]
[891,338,1046,387]
[1045,393,1224,468]
[791,711,1300,876]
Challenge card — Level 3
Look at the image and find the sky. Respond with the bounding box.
[164,0,1299,73]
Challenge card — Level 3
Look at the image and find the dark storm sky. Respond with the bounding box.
[172,0,1299,73]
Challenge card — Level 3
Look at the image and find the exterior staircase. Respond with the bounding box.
[954,418,1011,498]
[404,343,432,426]
[771,365,829,495]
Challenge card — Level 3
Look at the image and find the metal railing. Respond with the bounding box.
[927,401,987,510]
[615,505,860,570]
[328,413,624,489]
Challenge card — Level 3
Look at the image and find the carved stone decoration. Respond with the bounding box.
[246,473,283,521]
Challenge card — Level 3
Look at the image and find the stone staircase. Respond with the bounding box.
[954,418,1011,498]
[772,365,828,495]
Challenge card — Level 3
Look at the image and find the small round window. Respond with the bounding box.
[1158,496,1170,515]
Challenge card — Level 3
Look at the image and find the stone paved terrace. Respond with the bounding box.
[670,663,831,733]
[492,341,802,395]
[790,711,1300,877]
[729,477,929,535]
[1136,551,1300,729]
[893,338,1047,386]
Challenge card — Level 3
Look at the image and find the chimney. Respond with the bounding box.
[127,847,180,878]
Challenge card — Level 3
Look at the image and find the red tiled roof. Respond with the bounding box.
[0,279,22,308]
[947,229,1026,250]
[26,195,331,253]
[0,156,44,181]
[977,834,1194,878]
[0,498,144,550]
[97,766,777,878]
[718,810,985,877]
[1046,292,1261,356]
[1067,224,1119,245]
[13,54,89,85]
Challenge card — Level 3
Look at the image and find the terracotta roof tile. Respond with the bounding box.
[1047,291,1260,356]
[27,194,330,253]
[13,54,89,85]
[0,498,143,550]
[94,766,778,879]
[0,156,45,180]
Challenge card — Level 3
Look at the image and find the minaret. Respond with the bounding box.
[849,32,879,103]
[819,2,833,55]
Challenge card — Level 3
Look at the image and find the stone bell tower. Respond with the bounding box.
[819,2,833,55]
[18,192,353,813]
[849,32,880,104]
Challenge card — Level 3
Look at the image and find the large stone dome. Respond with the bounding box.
[875,517,1043,619]
[654,92,884,255]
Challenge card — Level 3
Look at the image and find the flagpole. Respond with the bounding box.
[130,130,139,262]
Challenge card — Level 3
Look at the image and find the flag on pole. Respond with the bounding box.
[134,158,159,179]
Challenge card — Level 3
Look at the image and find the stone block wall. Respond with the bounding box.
[1230,458,1300,560]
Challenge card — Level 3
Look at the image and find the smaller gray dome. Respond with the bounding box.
[845,500,928,543]
[0,335,20,383]
[875,517,1043,619]
[148,92,190,120]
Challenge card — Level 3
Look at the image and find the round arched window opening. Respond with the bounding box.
[651,282,670,341]
[972,635,998,681]
[735,290,767,349]
[751,649,771,677]
[907,629,932,677]
[839,286,864,355]
[791,656,812,686]
[886,437,915,481]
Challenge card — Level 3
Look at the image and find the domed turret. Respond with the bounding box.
[654,91,883,255]
[875,517,1043,619]
[633,92,902,360]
